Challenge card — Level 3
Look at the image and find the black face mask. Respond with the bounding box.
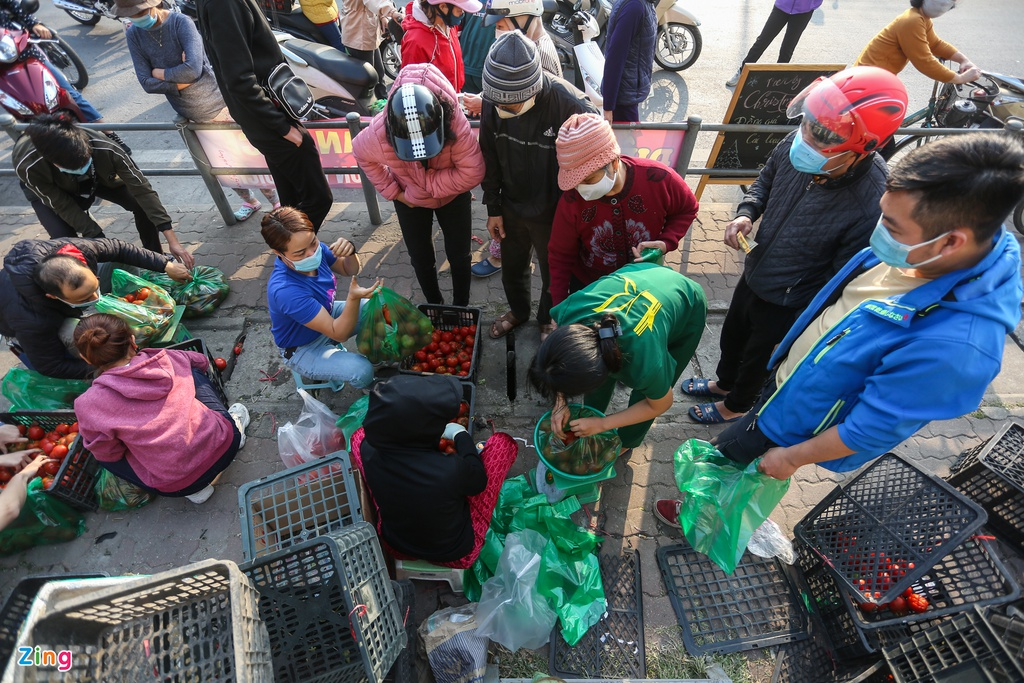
[440,5,463,27]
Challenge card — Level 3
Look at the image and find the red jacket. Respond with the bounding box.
[548,156,699,305]
[400,1,465,93]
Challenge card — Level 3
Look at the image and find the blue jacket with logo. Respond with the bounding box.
[758,229,1023,472]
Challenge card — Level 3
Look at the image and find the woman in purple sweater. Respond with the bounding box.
[726,0,824,87]
[72,314,250,504]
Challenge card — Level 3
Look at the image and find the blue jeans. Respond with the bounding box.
[281,300,374,388]
[46,58,102,122]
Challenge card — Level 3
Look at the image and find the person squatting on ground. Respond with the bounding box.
[0,239,189,379]
[682,67,907,425]
[118,0,279,222]
[13,115,194,266]
[530,263,707,453]
[72,314,250,505]
[479,31,595,341]
[726,0,823,88]
[262,207,380,389]
[601,0,656,122]
[352,64,484,306]
[548,112,698,305]
[657,132,1024,526]
[196,0,333,231]
[349,375,518,568]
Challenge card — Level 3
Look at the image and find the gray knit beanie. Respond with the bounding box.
[482,31,543,105]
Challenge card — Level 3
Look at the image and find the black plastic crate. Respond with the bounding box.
[238,453,363,561]
[241,523,406,683]
[385,580,416,683]
[165,337,229,406]
[883,606,1024,683]
[550,550,646,679]
[0,410,75,433]
[794,453,987,605]
[398,305,482,383]
[989,610,1024,662]
[657,540,808,656]
[0,573,106,671]
[947,421,1024,546]
[770,633,841,683]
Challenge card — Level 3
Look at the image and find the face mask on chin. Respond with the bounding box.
[495,95,537,118]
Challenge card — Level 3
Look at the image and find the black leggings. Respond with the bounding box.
[393,191,472,306]
[743,6,814,64]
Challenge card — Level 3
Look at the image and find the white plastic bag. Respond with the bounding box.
[277,388,345,469]
[746,518,796,565]
[475,529,557,652]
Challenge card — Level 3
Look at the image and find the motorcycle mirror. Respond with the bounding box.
[19,0,40,15]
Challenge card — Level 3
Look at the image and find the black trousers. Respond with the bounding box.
[714,375,780,465]
[250,127,333,232]
[29,183,162,253]
[743,6,814,64]
[393,191,472,306]
[344,45,389,100]
[715,275,800,414]
[500,208,554,325]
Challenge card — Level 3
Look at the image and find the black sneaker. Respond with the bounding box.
[104,131,132,156]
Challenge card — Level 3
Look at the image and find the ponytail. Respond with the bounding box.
[528,314,624,399]
[594,313,623,373]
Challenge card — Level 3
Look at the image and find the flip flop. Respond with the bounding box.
[688,402,743,425]
[680,377,728,398]
[489,311,522,339]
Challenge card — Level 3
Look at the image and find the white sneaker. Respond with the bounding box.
[185,484,215,504]
[726,66,743,88]
[228,403,250,449]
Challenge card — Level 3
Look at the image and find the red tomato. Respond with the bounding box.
[0,469,11,483]
[441,331,454,343]
[888,597,907,614]
[431,331,441,343]
[428,358,441,370]
[414,350,428,362]
[437,342,450,355]
[124,294,136,303]
[858,602,878,614]
[427,342,439,353]
[464,336,474,348]
[69,422,79,434]
[902,587,914,598]
[136,287,151,301]
[457,370,468,376]
[27,426,44,441]
[233,344,243,356]
[45,431,60,443]
[454,333,464,344]
[50,444,69,460]
[446,355,459,368]
[460,361,470,371]
[458,401,470,417]
[16,425,26,436]
[41,476,54,488]
[42,462,60,476]
[214,357,227,370]
[55,423,70,435]
[907,593,929,613]
[40,439,54,455]
[468,324,477,335]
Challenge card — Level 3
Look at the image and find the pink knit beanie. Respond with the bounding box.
[556,113,620,191]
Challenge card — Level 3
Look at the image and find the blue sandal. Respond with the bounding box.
[233,202,262,221]
[471,259,501,278]
[688,402,743,425]
[680,377,728,398]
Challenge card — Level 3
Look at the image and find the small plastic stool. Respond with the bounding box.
[290,370,346,393]
[395,559,465,594]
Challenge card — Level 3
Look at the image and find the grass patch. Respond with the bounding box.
[491,644,548,678]
[646,627,755,683]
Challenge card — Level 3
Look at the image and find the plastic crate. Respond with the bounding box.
[11,560,273,682]
[0,411,100,512]
[238,453,363,561]
[947,421,1024,546]
[657,541,808,656]
[794,453,987,605]
[883,606,1024,683]
[398,305,482,383]
[165,337,229,406]
[989,610,1024,662]
[240,523,406,683]
[385,580,416,683]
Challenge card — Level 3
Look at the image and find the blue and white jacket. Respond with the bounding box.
[758,229,1023,472]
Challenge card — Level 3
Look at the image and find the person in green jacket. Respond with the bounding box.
[529,262,707,450]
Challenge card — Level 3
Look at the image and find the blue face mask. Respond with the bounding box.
[869,218,949,269]
[441,7,463,27]
[284,243,323,272]
[788,129,834,174]
[56,157,92,175]
[132,12,159,30]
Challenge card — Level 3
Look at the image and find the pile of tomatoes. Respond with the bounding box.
[409,326,477,378]
[438,401,471,454]
[121,287,152,304]
[858,586,930,616]
[0,421,79,490]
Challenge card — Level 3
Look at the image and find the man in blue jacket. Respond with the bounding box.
[656,132,1023,522]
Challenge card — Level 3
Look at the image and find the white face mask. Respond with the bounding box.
[921,0,956,18]
[495,95,537,119]
[577,164,617,201]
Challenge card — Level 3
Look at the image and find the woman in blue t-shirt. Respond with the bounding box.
[261,207,382,388]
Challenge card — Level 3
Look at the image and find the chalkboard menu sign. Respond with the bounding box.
[696,63,845,199]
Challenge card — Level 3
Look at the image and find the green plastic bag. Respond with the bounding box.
[144,267,230,318]
[110,268,176,317]
[336,395,369,450]
[1,368,91,410]
[537,539,606,646]
[536,404,621,478]
[0,478,85,556]
[672,439,791,574]
[355,287,433,364]
[94,269,176,346]
[94,470,155,511]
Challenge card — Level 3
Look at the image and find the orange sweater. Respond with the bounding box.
[855,8,958,83]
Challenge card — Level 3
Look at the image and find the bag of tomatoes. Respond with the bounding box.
[109,269,176,316]
[142,266,230,318]
[355,287,433,364]
[535,404,622,478]
[94,269,177,347]
[0,477,85,556]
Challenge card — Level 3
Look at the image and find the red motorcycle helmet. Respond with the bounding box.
[786,66,909,154]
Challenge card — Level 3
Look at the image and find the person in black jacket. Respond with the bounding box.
[195,0,333,231]
[480,31,595,341]
[0,238,190,379]
[682,67,908,425]
[350,375,518,567]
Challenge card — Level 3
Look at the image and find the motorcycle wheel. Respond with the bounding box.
[654,22,701,71]
[1014,199,1024,237]
[39,33,89,90]
[886,134,930,168]
[61,7,101,24]
[381,38,400,81]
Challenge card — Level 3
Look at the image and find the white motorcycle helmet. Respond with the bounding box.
[483,0,544,27]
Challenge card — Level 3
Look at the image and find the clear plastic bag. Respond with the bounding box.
[535,404,621,477]
[355,287,433,364]
[93,269,176,346]
[174,266,230,318]
[94,469,155,511]
[277,388,345,468]
[0,478,85,555]
[747,518,796,565]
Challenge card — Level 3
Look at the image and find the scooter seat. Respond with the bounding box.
[282,39,379,90]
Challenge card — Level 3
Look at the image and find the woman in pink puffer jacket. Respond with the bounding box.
[352,62,484,306]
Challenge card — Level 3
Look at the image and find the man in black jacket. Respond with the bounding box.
[480,31,595,341]
[683,67,908,425]
[0,238,189,379]
[196,0,333,231]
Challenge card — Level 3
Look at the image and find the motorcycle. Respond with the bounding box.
[54,0,177,26]
[654,0,701,71]
[275,31,379,118]
[543,0,607,98]
[0,23,84,120]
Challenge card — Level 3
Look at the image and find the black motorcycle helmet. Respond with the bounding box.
[386,83,445,162]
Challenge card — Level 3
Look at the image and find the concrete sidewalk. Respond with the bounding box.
[1,199,1022,679]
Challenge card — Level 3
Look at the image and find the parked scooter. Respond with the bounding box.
[543,0,605,100]
[653,0,700,71]
[276,31,379,118]
[0,23,84,120]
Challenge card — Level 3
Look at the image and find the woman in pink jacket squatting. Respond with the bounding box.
[353,62,484,305]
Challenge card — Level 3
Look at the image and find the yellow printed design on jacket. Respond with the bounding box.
[592,276,663,336]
